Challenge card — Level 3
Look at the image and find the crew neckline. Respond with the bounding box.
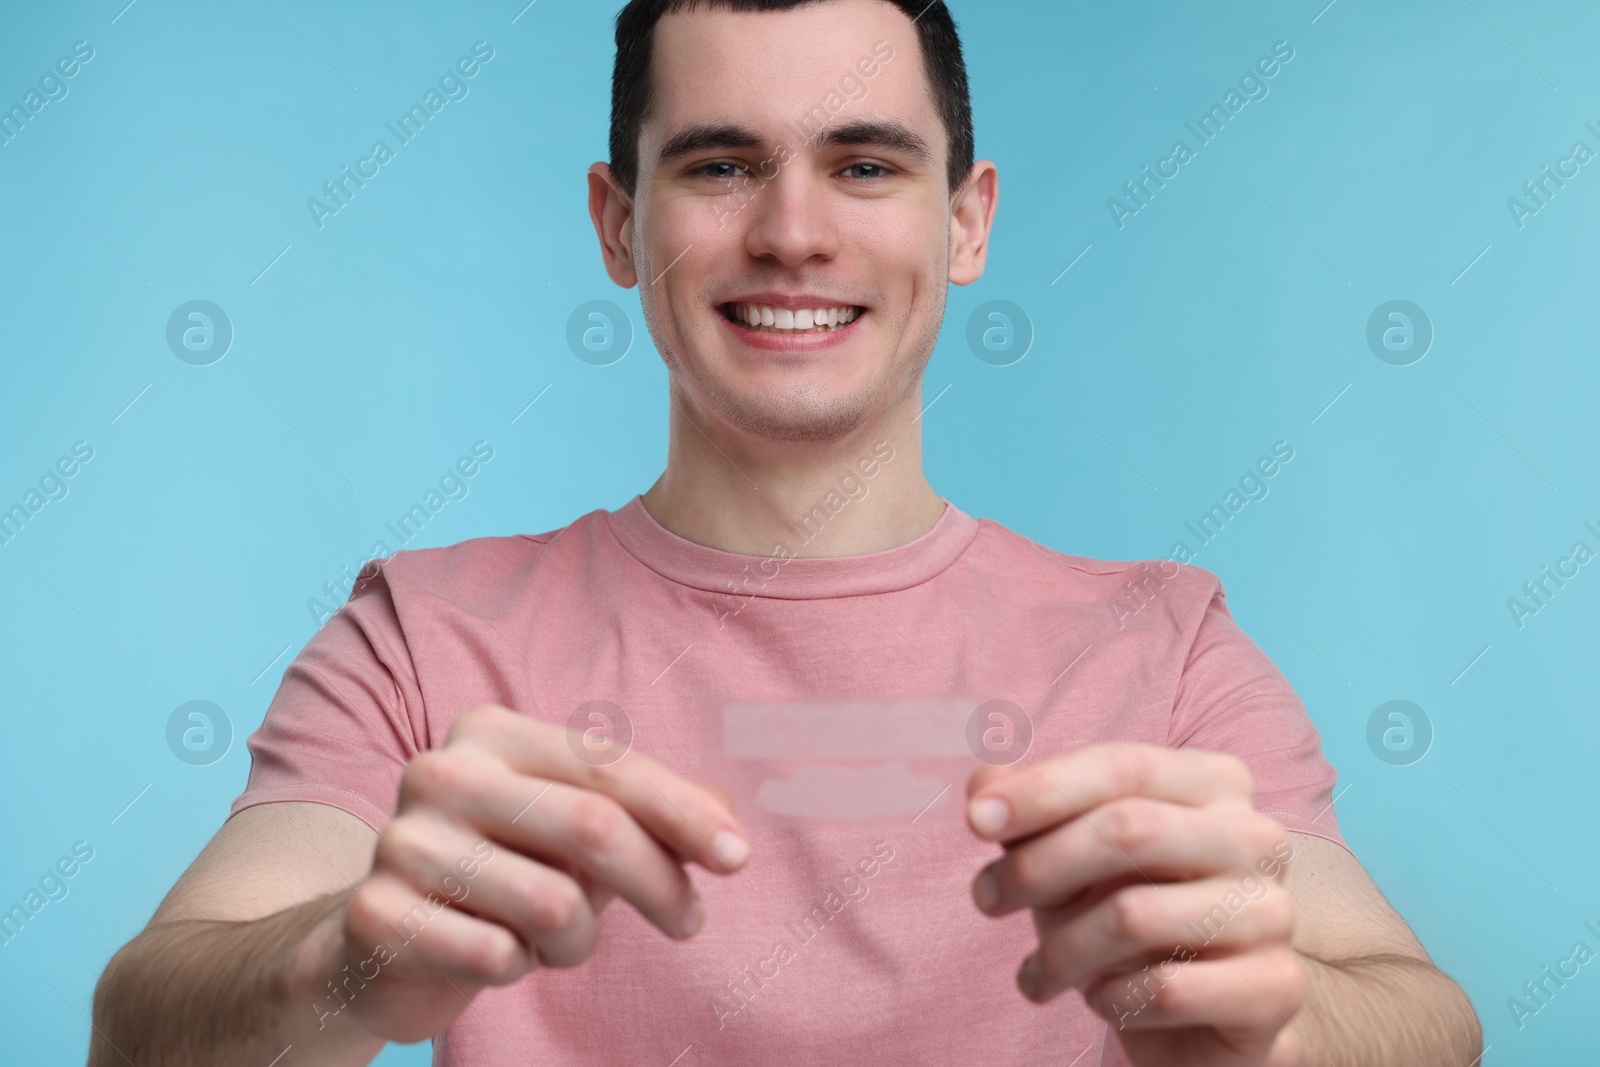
[602,494,981,600]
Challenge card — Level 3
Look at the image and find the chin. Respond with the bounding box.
[707,382,878,443]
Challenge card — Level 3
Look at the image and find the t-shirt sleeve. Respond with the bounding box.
[1167,578,1351,855]
[229,566,423,833]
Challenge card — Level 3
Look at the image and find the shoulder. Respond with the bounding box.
[966,515,1225,623]
[339,509,608,618]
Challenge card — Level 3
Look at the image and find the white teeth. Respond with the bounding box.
[727,303,861,332]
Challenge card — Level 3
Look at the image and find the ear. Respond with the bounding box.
[588,162,639,288]
[948,160,999,287]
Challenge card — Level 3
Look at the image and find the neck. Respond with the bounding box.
[640,380,946,559]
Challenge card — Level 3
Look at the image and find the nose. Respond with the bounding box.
[742,165,841,268]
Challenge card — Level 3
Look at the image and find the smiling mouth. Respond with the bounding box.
[720,302,865,334]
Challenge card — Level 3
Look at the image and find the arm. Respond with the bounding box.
[91,707,752,1067]
[1278,832,1481,1066]
[90,802,388,1066]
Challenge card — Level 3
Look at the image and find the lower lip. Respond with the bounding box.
[717,308,865,352]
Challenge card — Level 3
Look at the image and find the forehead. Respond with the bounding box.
[643,0,940,148]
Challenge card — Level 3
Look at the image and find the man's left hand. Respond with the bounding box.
[966,742,1307,1067]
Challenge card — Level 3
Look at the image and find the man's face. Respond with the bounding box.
[599,0,987,444]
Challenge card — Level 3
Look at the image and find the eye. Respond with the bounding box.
[698,161,750,180]
[840,162,894,181]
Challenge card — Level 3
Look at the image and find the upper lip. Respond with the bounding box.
[719,292,865,310]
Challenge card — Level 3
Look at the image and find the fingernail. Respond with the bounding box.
[968,796,1009,837]
[972,870,998,912]
[712,829,750,868]
[680,897,705,938]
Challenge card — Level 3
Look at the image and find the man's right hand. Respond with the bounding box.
[330,704,750,1044]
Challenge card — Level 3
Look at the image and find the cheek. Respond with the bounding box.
[651,200,722,288]
[656,184,729,246]
[647,240,728,356]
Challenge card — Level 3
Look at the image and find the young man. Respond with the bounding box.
[92,2,1480,1064]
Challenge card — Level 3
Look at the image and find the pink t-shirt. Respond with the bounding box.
[233,495,1348,1066]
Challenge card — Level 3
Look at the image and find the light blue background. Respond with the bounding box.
[2,0,1595,1062]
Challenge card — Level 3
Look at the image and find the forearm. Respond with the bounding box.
[90,889,388,1067]
[1282,951,1482,1066]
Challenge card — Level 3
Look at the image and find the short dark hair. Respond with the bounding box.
[609,0,974,197]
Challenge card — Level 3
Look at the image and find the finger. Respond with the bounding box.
[374,812,602,967]
[448,705,751,872]
[574,870,617,914]
[967,763,1018,797]
[345,871,531,988]
[1080,946,1306,1038]
[965,743,1254,843]
[1025,875,1295,998]
[973,799,1288,916]
[504,779,707,941]
[399,750,703,940]
[698,781,737,817]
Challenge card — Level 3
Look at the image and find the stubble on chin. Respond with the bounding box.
[714,377,879,443]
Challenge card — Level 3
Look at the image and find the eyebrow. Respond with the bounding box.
[656,119,935,167]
